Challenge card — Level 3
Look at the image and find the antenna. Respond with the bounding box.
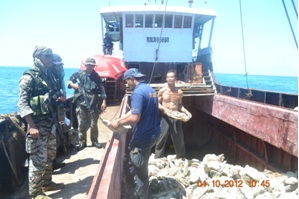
[188,0,193,8]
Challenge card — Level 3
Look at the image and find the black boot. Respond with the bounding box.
[77,142,87,151]
[92,142,104,149]
[53,161,66,171]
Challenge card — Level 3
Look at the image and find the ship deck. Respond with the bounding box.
[0,104,121,199]
[1,91,297,198]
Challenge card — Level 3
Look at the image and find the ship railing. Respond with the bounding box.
[214,82,298,109]
[125,82,216,97]
[87,95,130,199]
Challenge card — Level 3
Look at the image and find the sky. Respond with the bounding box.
[0,0,297,76]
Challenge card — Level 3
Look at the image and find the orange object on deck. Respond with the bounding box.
[192,62,202,83]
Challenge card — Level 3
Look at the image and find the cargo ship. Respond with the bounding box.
[0,1,297,198]
[88,2,298,198]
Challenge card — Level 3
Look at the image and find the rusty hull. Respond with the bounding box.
[87,94,298,199]
[195,94,298,157]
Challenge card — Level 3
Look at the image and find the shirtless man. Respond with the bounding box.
[155,70,192,159]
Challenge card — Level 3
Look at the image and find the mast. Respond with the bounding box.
[188,0,193,8]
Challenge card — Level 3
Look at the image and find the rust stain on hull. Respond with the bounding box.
[195,94,298,157]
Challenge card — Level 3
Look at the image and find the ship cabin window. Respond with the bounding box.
[107,22,119,32]
[155,14,163,28]
[164,15,173,28]
[183,16,192,28]
[135,14,143,28]
[126,14,134,28]
[128,63,140,70]
[145,14,154,28]
[174,15,183,28]
[125,14,190,29]
[107,23,114,31]
[114,23,120,31]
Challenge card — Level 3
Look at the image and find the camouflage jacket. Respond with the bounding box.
[68,70,107,106]
[18,61,59,118]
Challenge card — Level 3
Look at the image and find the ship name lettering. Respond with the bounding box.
[146,37,169,43]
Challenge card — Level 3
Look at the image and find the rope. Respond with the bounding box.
[0,115,27,188]
[101,95,131,121]
[282,0,298,49]
[6,115,27,137]
[0,138,22,188]
[238,0,249,90]
[291,0,298,18]
[148,0,169,84]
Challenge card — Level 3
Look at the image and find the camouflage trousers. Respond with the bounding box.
[26,118,56,197]
[76,105,99,144]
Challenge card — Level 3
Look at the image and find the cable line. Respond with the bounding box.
[148,0,168,84]
[282,0,298,49]
[238,0,250,90]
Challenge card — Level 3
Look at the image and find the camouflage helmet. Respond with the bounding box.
[84,57,96,66]
[32,45,52,59]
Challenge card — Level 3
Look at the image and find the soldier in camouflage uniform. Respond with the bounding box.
[51,53,68,170]
[18,45,65,199]
[51,53,66,100]
[67,57,107,150]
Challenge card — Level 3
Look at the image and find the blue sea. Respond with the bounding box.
[0,66,297,114]
[0,66,79,114]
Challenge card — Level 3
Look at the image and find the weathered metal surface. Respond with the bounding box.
[195,94,298,157]
[87,97,129,199]
[1,91,297,197]
[87,137,122,199]
[215,83,298,109]
[87,95,298,199]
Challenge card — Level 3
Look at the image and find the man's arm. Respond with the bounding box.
[18,74,39,139]
[177,89,183,111]
[110,111,140,129]
[101,97,107,111]
[158,88,170,115]
[110,91,143,129]
[67,72,79,90]
[18,75,34,118]
[24,114,40,139]
[178,89,192,117]
[158,89,165,111]
[98,76,107,111]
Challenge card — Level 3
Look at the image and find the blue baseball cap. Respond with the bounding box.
[52,53,63,65]
[124,68,145,80]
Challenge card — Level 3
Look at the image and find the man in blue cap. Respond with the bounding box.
[51,53,68,170]
[51,53,66,101]
[110,68,161,199]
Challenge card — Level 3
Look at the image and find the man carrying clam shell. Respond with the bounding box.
[155,70,192,159]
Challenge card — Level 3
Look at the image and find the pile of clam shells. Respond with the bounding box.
[148,154,298,199]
